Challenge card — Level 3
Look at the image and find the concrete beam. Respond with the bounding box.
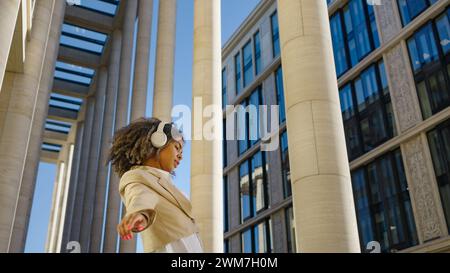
[40,150,58,164]
[64,5,113,35]
[53,78,89,99]
[47,106,78,122]
[57,46,101,69]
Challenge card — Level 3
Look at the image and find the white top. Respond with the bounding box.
[147,167,204,253]
[151,232,204,253]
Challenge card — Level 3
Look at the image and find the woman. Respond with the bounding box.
[109,117,203,253]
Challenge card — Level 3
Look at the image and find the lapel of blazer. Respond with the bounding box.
[135,166,194,220]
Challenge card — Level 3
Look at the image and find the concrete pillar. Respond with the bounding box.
[9,0,65,252]
[56,142,75,253]
[69,96,95,246]
[130,0,153,121]
[276,0,360,252]
[60,119,85,252]
[45,161,61,253]
[104,0,137,253]
[0,0,21,90]
[152,0,177,122]
[90,30,122,253]
[191,0,223,253]
[0,0,55,252]
[50,125,76,253]
[79,67,107,252]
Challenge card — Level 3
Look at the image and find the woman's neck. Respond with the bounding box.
[144,158,162,170]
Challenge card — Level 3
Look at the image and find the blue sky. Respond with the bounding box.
[25,0,261,253]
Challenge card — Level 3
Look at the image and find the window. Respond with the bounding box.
[436,9,450,55]
[271,12,280,58]
[243,41,254,88]
[222,68,227,109]
[237,100,248,155]
[240,219,272,253]
[239,162,251,223]
[254,31,262,75]
[224,176,229,232]
[397,0,438,26]
[280,130,291,198]
[54,61,95,86]
[237,87,263,155]
[49,93,83,112]
[60,23,107,54]
[406,9,450,120]
[339,60,395,161]
[224,239,230,253]
[235,53,242,94]
[286,206,296,253]
[251,151,267,214]
[241,228,252,253]
[72,0,120,16]
[428,119,450,232]
[223,119,227,168]
[330,0,380,77]
[239,151,269,223]
[351,149,418,252]
[330,13,349,76]
[249,89,261,146]
[45,119,72,134]
[275,66,286,123]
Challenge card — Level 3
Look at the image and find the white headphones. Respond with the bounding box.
[150,121,183,148]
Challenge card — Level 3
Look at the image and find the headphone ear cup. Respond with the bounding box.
[151,132,167,148]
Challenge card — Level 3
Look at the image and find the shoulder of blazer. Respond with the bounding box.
[118,168,161,195]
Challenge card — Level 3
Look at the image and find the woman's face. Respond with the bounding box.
[158,140,183,172]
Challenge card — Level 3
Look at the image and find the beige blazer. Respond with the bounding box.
[119,165,200,252]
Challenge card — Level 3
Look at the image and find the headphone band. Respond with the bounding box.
[157,121,168,134]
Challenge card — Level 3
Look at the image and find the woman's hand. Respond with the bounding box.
[117,212,148,240]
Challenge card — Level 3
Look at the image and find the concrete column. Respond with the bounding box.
[79,67,107,252]
[104,0,138,253]
[47,140,71,253]
[51,126,76,253]
[152,0,177,122]
[56,142,75,253]
[45,161,62,253]
[60,119,84,252]
[0,0,21,90]
[90,30,122,253]
[9,0,66,252]
[130,0,153,121]
[69,96,95,246]
[0,0,55,252]
[191,0,223,253]
[276,0,360,252]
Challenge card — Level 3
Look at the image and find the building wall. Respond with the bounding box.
[222,0,450,253]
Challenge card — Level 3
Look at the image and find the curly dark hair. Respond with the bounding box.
[107,117,182,177]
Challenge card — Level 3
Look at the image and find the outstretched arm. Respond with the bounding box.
[117,182,158,240]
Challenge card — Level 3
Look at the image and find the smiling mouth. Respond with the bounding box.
[174,160,179,167]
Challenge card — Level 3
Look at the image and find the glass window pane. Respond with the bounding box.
[271,12,280,57]
[240,162,251,222]
[254,32,262,75]
[241,229,252,253]
[254,221,269,253]
[417,80,433,119]
[235,53,242,94]
[275,67,286,123]
[251,152,266,213]
[436,11,450,54]
[339,84,355,121]
[330,13,349,76]
[243,41,254,87]
[360,108,388,152]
